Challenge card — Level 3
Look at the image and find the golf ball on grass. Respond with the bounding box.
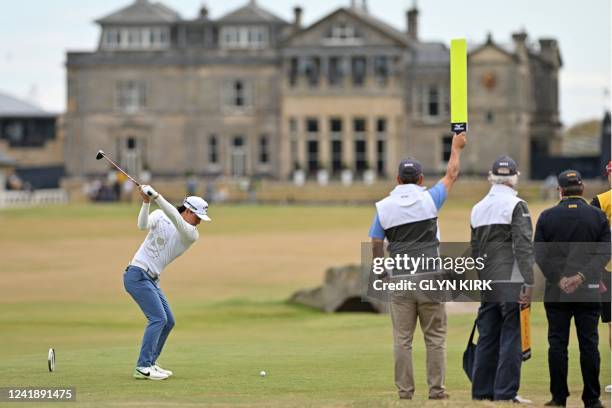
[259,370,267,377]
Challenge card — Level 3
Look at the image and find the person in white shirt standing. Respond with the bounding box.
[125,184,211,380]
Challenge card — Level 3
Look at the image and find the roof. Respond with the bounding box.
[284,7,409,47]
[0,92,55,118]
[96,0,180,25]
[218,0,286,24]
[345,7,408,46]
[412,42,448,65]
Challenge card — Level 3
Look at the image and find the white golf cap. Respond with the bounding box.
[183,196,211,221]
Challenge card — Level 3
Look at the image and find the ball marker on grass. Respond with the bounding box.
[48,348,55,372]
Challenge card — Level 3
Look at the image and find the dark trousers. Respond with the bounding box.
[471,302,522,400]
[544,302,601,405]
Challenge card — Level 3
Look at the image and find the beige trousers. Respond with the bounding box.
[390,299,447,398]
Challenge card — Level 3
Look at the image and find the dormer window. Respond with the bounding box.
[324,22,362,45]
[331,23,356,40]
[101,26,170,50]
[221,26,269,49]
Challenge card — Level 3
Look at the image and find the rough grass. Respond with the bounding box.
[0,202,609,407]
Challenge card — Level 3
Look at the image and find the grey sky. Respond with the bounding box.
[1,0,609,127]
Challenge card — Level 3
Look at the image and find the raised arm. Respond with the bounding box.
[137,187,152,230]
[440,132,467,193]
[137,202,151,230]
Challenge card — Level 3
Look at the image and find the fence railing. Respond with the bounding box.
[0,189,68,208]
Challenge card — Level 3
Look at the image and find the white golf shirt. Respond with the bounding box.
[130,195,199,276]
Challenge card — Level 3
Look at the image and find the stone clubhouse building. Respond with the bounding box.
[65,0,562,180]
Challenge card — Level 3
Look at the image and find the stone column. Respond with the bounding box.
[319,115,330,170]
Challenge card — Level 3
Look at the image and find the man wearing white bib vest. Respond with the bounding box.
[124,184,211,380]
[369,132,467,400]
[469,155,534,403]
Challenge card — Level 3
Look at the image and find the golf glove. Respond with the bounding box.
[141,185,159,199]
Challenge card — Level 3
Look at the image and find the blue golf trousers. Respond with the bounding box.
[123,266,175,367]
[471,301,522,400]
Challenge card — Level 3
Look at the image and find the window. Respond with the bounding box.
[351,57,367,86]
[225,79,253,110]
[304,57,320,87]
[353,118,366,133]
[332,23,356,39]
[233,136,244,147]
[220,26,268,49]
[330,118,342,133]
[104,28,121,48]
[102,27,169,50]
[307,140,319,174]
[1,118,55,147]
[486,111,495,123]
[414,84,444,119]
[428,85,439,117]
[259,135,269,164]
[376,118,386,133]
[234,81,244,107]
[376,139,386,176]
[331,140,342,174]
[442,135,453,162]
[208,134,218,164]
[376,118,386,176]
[5,121,24,144]
[117,81,146,113]
[354,140,367,173]
[328,57,344,86]
[325,23,361,44]
[374,56,389,85]
[306,118,319,133]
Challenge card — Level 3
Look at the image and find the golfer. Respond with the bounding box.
[124,184,210,380]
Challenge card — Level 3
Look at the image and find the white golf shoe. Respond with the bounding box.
[512,395,533,404]
[153,364,173,377]
[133,366,168,380]
[605,384,611,393]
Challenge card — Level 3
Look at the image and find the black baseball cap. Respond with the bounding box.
[398,157,422,180]
[491,155,518,176]
[557,169,583,187]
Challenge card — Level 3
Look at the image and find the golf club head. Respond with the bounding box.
[96,150,105,160]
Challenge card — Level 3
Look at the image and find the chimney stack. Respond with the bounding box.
[539,38,560,68]
[199,4,208,19]
[406,6,418,41]
[293,6,303,30]
[512,31,528,62]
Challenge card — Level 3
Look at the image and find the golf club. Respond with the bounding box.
[95,149,144,189]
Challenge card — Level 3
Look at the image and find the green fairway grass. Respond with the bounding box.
[0,203,610,407]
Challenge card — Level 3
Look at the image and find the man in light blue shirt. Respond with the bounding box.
[369,132,467,400]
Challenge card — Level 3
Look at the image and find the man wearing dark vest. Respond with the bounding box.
[469,155,534,403]
[591,161,611,394]
[535,170,610,408]
[369,131,467,400]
